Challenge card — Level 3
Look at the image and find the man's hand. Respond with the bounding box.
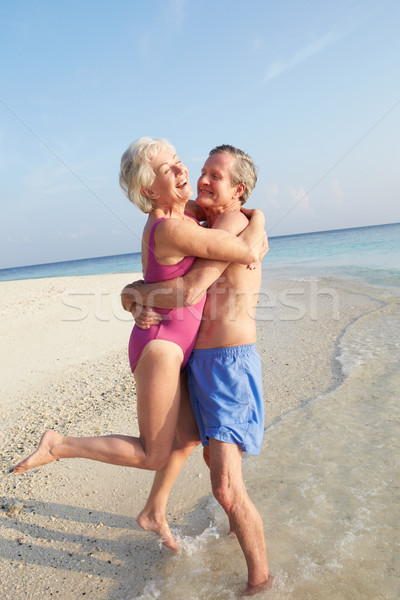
[133,305,162,329]
[121,280,144,313]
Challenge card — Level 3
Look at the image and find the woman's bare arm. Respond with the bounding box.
[154,209,265,265]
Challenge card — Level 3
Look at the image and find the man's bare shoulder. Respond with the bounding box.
[212,210,248,235]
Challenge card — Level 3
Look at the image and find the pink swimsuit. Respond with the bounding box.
[128,216,206,372]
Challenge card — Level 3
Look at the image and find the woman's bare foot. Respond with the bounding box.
[242,574,274,596]
[13,430,64,474]
[137,509,180,553]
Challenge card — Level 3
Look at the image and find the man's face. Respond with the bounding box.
[196,153,239,209]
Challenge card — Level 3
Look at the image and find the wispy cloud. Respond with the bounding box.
[332,179,344,205]
[7,234,32,244]
[250,34,265,52]
[265,183,280,210]
[26,163,105,197]
[165,0,187,31]
[263,32,337,83]
[289,185,312,213]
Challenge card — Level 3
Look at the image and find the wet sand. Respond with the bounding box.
[0,273,383,599]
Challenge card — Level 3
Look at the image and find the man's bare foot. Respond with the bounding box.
[242,575,274,596]
[13,430,64,475]
[137,509,180,553]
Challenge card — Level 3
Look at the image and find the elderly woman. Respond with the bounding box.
[14,138,264,495]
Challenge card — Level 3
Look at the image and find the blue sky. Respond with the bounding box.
[1,0,399,268]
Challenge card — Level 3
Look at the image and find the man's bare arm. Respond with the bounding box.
[121,209,267,312]
[121,257,228,311]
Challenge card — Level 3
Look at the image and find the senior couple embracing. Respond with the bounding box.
[15,137,272,595]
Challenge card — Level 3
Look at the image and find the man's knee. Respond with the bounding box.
[211,475,236,513]
[209,439,245,512]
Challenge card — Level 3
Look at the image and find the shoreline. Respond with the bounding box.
[0,272,387,599]
[263,275,392,433]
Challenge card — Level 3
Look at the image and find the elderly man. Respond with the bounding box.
[121,145,272,595]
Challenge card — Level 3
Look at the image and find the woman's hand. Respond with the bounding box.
[240,207,265,225]
[239,207,268,268]
[185,199,207,222]
[240,206,253,220]
[247,232,269,269]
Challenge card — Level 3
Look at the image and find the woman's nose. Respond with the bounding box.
[175,162,185,175]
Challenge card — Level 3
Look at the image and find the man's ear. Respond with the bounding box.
[141,186,159,200]
[234,182,245,199]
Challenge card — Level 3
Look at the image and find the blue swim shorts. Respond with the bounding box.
[187,344,264,455]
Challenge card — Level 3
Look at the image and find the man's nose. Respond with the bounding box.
[199,173,209,184]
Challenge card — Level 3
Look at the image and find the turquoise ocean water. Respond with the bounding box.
[0,251,143,283]
[1,222,399,286]
[264,221,400,287]
[2,223,399,598]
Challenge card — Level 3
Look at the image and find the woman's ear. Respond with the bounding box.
[141,186,159,200]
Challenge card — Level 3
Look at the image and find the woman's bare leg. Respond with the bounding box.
[137,374,200,551]
[14,341,183,474]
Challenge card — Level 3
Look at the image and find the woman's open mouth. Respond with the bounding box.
[176,177,188,188]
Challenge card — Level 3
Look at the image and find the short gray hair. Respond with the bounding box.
[119,137,176,213]
[209,144,257,204]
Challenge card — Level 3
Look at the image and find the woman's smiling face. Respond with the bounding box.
[143,147,192,205]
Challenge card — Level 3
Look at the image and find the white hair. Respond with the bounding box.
[119,137,176,213]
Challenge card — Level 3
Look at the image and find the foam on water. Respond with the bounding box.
[167,524,220,556]
[336,302,400,377]
[129,515,249,599]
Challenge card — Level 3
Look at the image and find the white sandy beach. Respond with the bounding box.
[0,273,385,599]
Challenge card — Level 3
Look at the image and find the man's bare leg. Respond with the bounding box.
[203,445,236,536]
[209,438,272,595]
[137,375,200,551]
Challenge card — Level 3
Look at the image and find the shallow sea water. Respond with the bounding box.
[130,294,400,600]
[249,299,400,599]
